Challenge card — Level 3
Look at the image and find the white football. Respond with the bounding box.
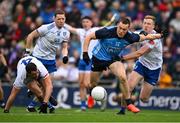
[91,86,107,101]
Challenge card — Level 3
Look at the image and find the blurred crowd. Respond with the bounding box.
[0,0,180,88]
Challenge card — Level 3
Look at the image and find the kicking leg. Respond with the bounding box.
[110,61,140,113]
[87,71,101,108]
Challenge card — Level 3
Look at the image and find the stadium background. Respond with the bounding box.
[0,0,180,111]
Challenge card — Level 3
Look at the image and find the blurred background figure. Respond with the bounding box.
[158,64,173,88]
[0,51,10,108]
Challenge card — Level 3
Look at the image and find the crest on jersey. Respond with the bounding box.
[63,32,67,36]
[57,32,60,36]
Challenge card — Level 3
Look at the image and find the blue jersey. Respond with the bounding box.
[92,26,140,61]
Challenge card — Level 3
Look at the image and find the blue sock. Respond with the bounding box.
[48,102,53,109]
[0,100,4,103]
[81,100,86,108]
[28,100,37,107]
[120,106,126,112]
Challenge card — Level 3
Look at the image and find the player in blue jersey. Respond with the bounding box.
[64,15,116,111]
[25,9,70,113]
[83,17,167,113]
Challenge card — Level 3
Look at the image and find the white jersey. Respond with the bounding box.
[33,22,70,60]
[13,56,49,88]
[135,30,163,70]
[76,27,99,59]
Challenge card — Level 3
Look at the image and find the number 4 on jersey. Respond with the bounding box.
[21,58,32,65]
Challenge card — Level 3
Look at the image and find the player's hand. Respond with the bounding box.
[23,49,31,57]
[139,30,148,36]
[161,29,168,38]
[38,102,48,113]
[62,56,68,64]
[83,52,90,65]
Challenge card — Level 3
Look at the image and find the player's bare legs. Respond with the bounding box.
[79,72,90,110]
[26,81,43,102]
[140,82,153,102]
[109,61,140,113]
[110,62,130,98]
[0,82,5,108]
[27,74,55,113]
[0,83,4,100]
[87,71,100,108]
[90,72,100,88]
[118,71,143,114]
[128,71,143,93]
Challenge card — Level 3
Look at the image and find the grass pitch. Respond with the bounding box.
[0,107,180,122]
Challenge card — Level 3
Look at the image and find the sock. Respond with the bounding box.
[28,100,37,107]
[120,106,126,112]
[81,100,86,107]
[125,99,132,105]
[0,100,4,104]
[48,102,53,109]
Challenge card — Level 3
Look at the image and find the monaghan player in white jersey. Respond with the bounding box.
[117,15,164,115]
[4,56,53,113]
[64,15,116,111]
[25,9,70,112]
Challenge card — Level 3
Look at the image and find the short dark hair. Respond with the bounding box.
[120,17,131,25]
[81,16,92,21]
[54,9,65,17]
[25,63,37,73]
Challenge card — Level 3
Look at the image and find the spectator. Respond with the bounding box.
[171,61,180,87]
[81,1,93,17]
[169,10,180,33]
[159,64,173,88]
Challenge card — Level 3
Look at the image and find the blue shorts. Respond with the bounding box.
[35,57,57,73]
[134,61,161,86]
[78,59,91,71]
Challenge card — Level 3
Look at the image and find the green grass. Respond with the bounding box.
[0,107,180,122]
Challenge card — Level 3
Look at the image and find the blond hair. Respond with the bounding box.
[144,15,156,24]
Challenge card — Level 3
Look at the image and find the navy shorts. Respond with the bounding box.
[91,56,113,72]
[134,61,161,86]
[78,59,91,71]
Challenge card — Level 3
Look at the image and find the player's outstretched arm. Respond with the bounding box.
[83,32,96,52]
[4,87,21,113]
[122,45,151,61]
[139,29,168,42]
[139,33,161,41]
[64,23,78,35]
[42,75,53,103]
[26,30,40,50]
[82,32,96,65]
